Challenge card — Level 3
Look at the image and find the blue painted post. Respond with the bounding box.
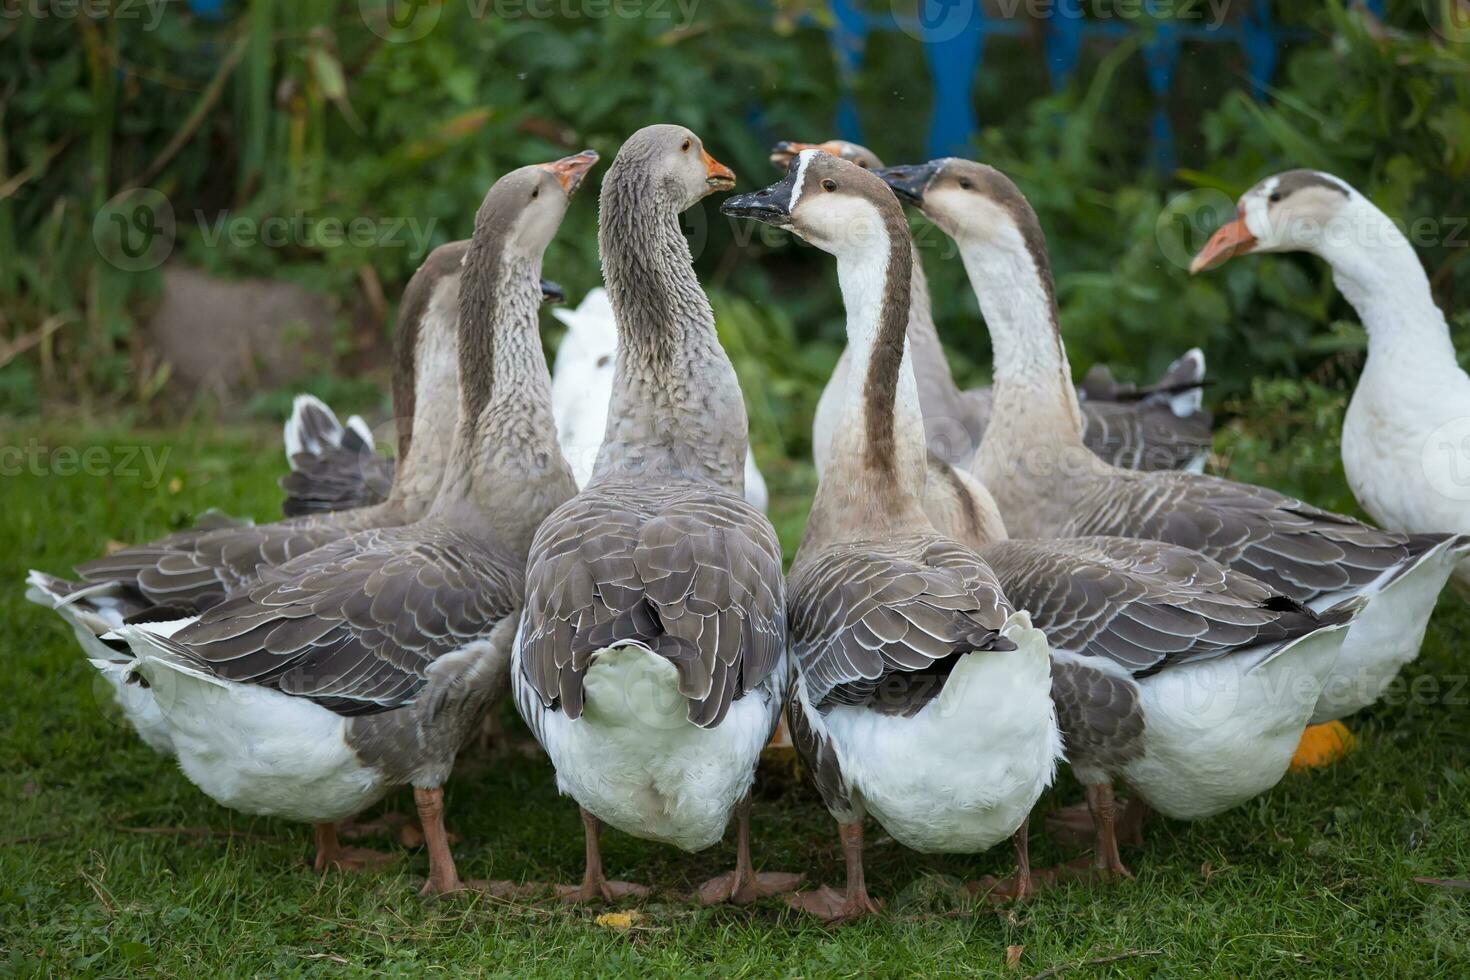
[919,0,985,158]
[1142,13,1180,173]
[830,0,870,145]
[1239,0,1278,100]
[1045,12,1087,92]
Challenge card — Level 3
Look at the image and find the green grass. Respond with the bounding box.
[6,422,1470,976]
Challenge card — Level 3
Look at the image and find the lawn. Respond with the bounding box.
[5,421,1470,976]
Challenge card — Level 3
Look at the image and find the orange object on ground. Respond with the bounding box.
[1290,721,1356,771]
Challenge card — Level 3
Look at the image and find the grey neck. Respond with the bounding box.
[429,246,574,556]
[388,272,462,511]
[592,165,748,492]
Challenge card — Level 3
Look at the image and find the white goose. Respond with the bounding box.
[512,125,797,905]
[724,151,1060,920]
[1191,169,1470,601]
[771,139,1213,479]
[549,287,769,510]
[878,158,1470,755]
[109,153,594,890]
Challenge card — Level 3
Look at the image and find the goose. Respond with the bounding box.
[877,157,1470,763]
[769,140,1213,479]
[722,151,1060,921]
[108,152,594,890]
[24,231,537,756]
[512,125,797,905]
[549,287,769,511]
[1190,170,1470,601]
[276,273,563,519]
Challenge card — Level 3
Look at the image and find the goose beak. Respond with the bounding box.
[540,150,600,196]
[539,278,565,305]
[720,167,797,227]
[1189,212,1257,274]
[875,162,940,205]
[769,140,827,170]
[702,148,736,191]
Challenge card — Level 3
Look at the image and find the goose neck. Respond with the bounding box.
[430,249,572,552]
[1318,200,1455,368]
[591,172,748,493]
[955,232,1084,448]
[807,218,929,541]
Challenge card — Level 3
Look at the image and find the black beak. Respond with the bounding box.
[876,161,942,205]
[720,158,800,226]
[539,279,565,305]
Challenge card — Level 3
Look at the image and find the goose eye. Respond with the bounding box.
[531,188,540,199]
[1268,191,1282,203]
[821,178,836,192]
[958,178,973,190]
[858,161,869,169]
[681,138,691,152]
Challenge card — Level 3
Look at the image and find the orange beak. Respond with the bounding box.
[1189,212,1258,274]
[702,148,735,190]
[539,149,600,195]
[768,140,837,169]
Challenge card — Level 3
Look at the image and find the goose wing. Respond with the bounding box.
[788,536,1013,716]
[516,484,785,730]
[1080,400,1213,473]
[980,536,1340,678]
[1067,470,1424,604]
[75,514,360,612]
[156,523,519,716]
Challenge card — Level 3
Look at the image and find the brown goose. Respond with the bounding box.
[724,151,1061,920]
[877,157,1470,744]
[112,152,594,891]
[512,125,797,906]
[276,273,565,518]
[770,140,1212,478]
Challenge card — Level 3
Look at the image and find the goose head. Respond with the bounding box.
[722,149,905,256]
[768,138,884,171]
[473,149,599,257]
[1189,170,1358,273]
[876,157,1047,261]
[610,124,735,212]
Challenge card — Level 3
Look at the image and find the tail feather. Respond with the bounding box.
[284,394,349,464]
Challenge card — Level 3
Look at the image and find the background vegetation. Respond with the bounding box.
[7,2,1470,973]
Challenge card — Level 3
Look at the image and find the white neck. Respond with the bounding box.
[955,231,1084,462]
[1316,197,1455,368]
[808,228,929,540]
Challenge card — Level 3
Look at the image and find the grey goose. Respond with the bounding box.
[879,158,1470,747]
[512,126,797,906]
[725,150,1061,920]
[110,153,595,891]
[275,274,564,518]
[770,140,1213,479]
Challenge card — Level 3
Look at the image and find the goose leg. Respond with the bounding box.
[557,808,650,904]
[1117,795,1149,847]
[972,816,1043,902]
[312,822,394,874]
[696,793,802,905]
[1086,782,1133,880]
[789,821,881,923]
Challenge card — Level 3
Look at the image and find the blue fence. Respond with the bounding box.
[828,0,1386,171]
